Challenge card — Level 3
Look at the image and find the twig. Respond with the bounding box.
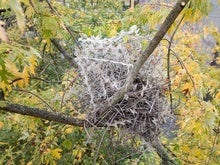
[45,0,81,49]
[143,3,174,8]
[13,88,54,111]
[94,112,118,164]
[51,39,78,68]
[10,76,62,84]
[170,49,203,107]
[31,76,61,83]
[152,139,177,165]
[39,60,53,76]
[166,15,185,113]
[206,121,220,165]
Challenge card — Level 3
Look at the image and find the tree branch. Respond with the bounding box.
[0,101,85,127]
[152,139,177,165]
[99,0,189,115]
[51,38,78,68]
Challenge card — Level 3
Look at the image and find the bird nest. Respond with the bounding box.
[73,26,171,141]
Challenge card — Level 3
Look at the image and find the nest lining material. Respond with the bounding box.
[74,26,171,141]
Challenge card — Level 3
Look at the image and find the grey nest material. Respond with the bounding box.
[74,26,170,141]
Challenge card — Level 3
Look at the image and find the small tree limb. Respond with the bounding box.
[152,139,177,165]
[51,38,78,68]
[0,101,85,127]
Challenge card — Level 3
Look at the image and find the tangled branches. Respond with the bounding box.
[73,26,171,141]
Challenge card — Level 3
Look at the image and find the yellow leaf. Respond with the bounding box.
[0,142,8,145]
[181,145,190,153]
[65,127,73,134]
[215,57,220,65]
[182,83,193,95]
[215,92,220,99]
[26,161,33,165]
[77,113,86,120]
[0,81,12,92]
[108,25,117,37]
[0,121,4,129]
[28,55,38,75]
[6,62,22,78]
[173,76,181,87]
[47,148,62,160]
[22,67,29,86]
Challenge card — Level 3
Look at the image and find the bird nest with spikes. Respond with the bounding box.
[73,26,171,141]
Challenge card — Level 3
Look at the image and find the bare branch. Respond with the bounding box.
[51,38,78,68]
[0,102,85,127]
[13,88,54,111]
[166,15,185,113]
[152,139,177,165]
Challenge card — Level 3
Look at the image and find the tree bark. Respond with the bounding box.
[152,139,177,165]
[0,101,85,127]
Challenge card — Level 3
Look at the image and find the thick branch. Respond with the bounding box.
[101,0,189,113]
[0,102,85,127]
[152,140,177,165]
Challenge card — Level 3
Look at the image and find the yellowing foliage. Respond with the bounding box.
[0,43,40,91]
[46,148,62,159]
[166,19,220,164]
[0,121,4,129]
[215,92,220,99]
[65,127,74,134]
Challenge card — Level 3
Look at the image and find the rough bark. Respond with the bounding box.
[152,140,177,165]
[0,101,85,127]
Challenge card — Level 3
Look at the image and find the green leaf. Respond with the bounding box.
[62,140,72,150]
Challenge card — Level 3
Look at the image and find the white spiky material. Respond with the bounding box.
[75,26,163,109]
[72,26,170,140]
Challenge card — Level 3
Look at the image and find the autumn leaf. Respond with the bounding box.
[182,83,193,95]
[0,121,4,129]
[46,148,62,160]
[215,91,220,99]
[65,127,73,134]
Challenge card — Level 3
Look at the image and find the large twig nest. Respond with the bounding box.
[74,26,171,141]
